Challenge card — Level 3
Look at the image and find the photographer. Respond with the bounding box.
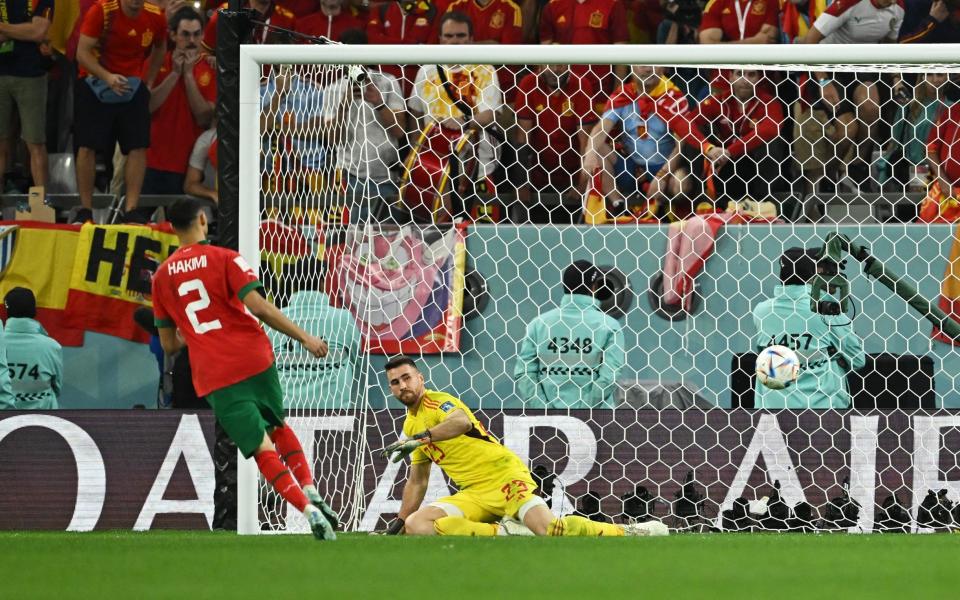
[752,248,865,409]
[321,30,406,222]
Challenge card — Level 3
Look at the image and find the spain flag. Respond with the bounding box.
[0,223,85,346]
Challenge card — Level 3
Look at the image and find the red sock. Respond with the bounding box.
[269,425,314,488]
[255,450,309,512]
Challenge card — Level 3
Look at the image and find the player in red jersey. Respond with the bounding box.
[151,198,338,540]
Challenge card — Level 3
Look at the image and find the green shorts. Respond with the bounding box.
[206,364,286,458]
[0,74,47,144]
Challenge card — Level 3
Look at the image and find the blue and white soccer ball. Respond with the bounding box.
[756,345,800,390]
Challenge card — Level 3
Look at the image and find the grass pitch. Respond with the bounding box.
[2,531,957,599]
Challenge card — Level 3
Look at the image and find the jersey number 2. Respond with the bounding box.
[178,279,223,334]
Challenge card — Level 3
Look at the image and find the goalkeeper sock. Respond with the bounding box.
[269,425,314,488]
[547,516,624,537]
[255,449,309,512]
[434,516,499,536]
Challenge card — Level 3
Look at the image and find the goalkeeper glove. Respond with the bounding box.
[382,431,431,463]
[384,517,405,535]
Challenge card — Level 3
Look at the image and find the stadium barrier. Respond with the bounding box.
[3,409,957,533]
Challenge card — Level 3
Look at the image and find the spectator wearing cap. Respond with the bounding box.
[141,7,216,204]
[74,0,167,223]
[1,287,62,409]
[266,259,361,409]
[752,248,865,409]
[513,260,625,409]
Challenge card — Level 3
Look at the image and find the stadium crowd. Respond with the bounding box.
[1,0,960,225]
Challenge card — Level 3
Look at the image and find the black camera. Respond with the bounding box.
[665,0,704,29]
[812,256,846,315]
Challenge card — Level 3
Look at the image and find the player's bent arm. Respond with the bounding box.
[76,35,114,82]
[157,326,185,355]
[241,290,298,336]
[422,408,472,442]
[397,461,431,520]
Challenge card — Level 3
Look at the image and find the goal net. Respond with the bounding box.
[237,43,960,535]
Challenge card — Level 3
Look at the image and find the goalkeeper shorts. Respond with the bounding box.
[206,364,286,458]
[430,470,544,523]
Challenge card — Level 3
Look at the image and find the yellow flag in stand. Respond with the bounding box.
[0,223,85,346]
[47,0,81,55]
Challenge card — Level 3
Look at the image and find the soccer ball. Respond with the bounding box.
[755,345,800,390]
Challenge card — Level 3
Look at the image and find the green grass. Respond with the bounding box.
[2,531,958,599]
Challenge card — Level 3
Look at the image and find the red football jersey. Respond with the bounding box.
[144,53,218,174]
[930,102,960,184]
[152,242,275,396]
[699,0,777,41]
[538,0,629,44]
[514,70,596,155]
[444,0,523,43]
[79,0,166,77]
[690,91,784,158]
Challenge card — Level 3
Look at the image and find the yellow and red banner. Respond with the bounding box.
[0,222,178,346]
[0,222,84,346]
[66,223,179,344]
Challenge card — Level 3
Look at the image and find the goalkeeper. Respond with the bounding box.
[752,248,866,409]
[381,356,667,537]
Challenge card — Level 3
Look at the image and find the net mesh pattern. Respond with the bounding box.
[249,60,960,534]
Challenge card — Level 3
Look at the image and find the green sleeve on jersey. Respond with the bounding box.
[237,280,264,301]
[154,317,175,329]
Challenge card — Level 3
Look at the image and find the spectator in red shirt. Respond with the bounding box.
[445,0,524,97]
[928,101,960,197]
[74,0,166,223]
[686,68,785,208]
[295,0,364,40]
[142,7,217,202]
[367,0,448,94]
[698,0,778,43]
[444,0,523,42]
[513,64,597,220]
[539,0,629,103]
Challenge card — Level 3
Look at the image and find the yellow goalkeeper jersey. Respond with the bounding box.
[403,389,529,489]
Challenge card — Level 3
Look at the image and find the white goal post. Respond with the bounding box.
[236,43,960,536]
